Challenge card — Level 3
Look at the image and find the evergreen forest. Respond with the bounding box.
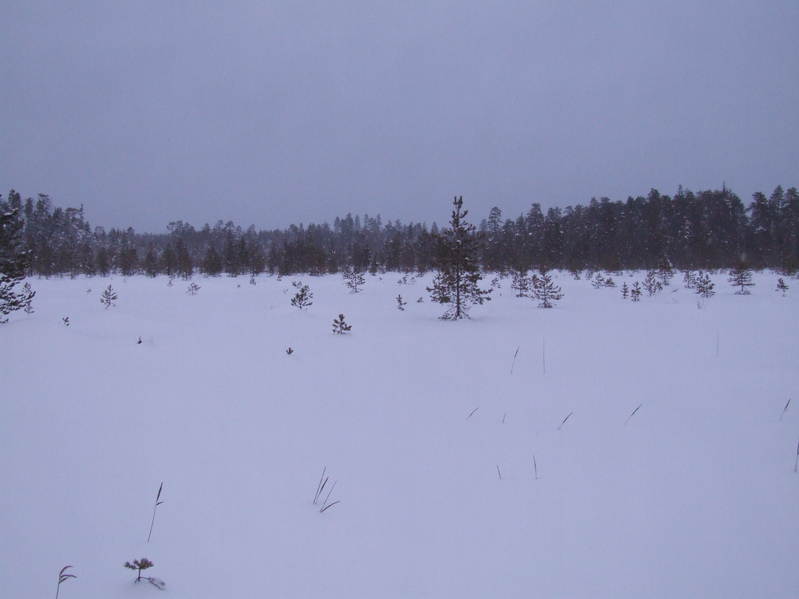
[2,185,798,279]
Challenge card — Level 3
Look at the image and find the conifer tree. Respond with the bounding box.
[531,271,564,308]
[728,260,755,294]
[630,281,642,301]
[695,272,715,298]
[0,206,35,323]
[427,196,491,319]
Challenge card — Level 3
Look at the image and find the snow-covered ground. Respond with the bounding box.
[2,270,797,598]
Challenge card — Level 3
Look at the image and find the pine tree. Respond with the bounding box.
[776,277,789,296]
[290,281,313,309]
[342,265,365,293]
[332,313,351,334]
[630,281,642,301]
[643,271,663,296]
[531,271,564,308]
[510,267,530,297]
[0,206,35,323]
[728,260,754,294]
[695,272,715,298]
[621,282,629,299]
[100,284,117,308]
[426,196,491,319]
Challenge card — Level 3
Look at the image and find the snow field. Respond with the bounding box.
[1,271,798,598]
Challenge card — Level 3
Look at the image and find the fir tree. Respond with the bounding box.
[426,196,491,320]
[621,282,629,299]
[728,260,754,294]
[531,271,564,308]
[776,277,789,296]
[397,294,407,311]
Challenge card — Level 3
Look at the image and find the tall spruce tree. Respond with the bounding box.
[427,196,491,319]
[1,205,35,323]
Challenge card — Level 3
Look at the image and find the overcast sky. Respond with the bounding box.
[2,1,797,233]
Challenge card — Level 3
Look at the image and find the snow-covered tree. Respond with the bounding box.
[0,206,35,323]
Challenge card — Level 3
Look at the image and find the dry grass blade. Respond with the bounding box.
[313,468,327,504]
[148,482,164,543]
[533,455,538,480]
[558,412,573,430]
[465,407,479,421]
[780,398,791,421]
[624,404,642,426]
[510,346,520,373]
[795,439,799,473]
[496,465,502,480]
[319,500,340,513]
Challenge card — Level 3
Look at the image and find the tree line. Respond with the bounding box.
[2,185,798,280]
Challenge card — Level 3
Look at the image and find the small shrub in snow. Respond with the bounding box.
[416,296,424,303]
[62,316,70,326]
[186,282,200,295]
[332,313,351,334]
[630,282,642,302]
[397,294,407,311]
[603,276,616,288]
[776,278,789,296]
[167,278,174,287]
[55,566,76,599]
[101,284,117,308]
[683,270,698,289]
[290,281,313,309]
[621,282,629,299]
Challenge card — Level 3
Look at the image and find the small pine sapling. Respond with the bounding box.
[101,284,117,308]
[55,566,76,599]
[290,281,313,309]
[147,482,164,542]
[776,278,789,296]
[591,273,606,289]
[342,266,366,293]
[695,272,715,298]
[396,294,407,311]
[186,282,200,295]
[728,261,754,294]
[510,268,530,297]
[643,271,663,296]
[22,282,34,314]
[621,282,629,299]
[62,316,70,326]
[332,313,351,334]
[603,276,616,288]
[532,271,564,308]
[124,558,154,583]
[630,281,642,302]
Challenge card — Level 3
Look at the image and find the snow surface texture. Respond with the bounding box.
[1,271,797,598]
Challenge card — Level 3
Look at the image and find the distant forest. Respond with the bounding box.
[2,185,798,278]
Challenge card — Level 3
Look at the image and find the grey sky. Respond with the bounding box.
[2,1,797,233]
